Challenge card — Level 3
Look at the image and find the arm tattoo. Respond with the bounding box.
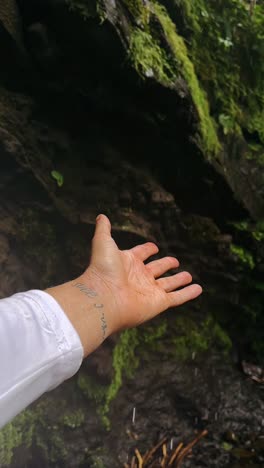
[72,282,98,297]
[95,304,107,339]
[94,303,107,339]
[72,282,108,339]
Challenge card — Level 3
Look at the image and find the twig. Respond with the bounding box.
[143,437,167,464]
[135,448,143,468]
[168,442,183,466]
[161,443,168,467]
[176,430,208,467]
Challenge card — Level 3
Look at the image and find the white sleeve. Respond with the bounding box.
[0,290,83,428]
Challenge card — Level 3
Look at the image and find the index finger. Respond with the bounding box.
[130,242,159,262]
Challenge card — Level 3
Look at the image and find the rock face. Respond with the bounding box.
[0,0,263,466]
[0,0,22,43]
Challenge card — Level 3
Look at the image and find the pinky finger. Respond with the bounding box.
[167,284,202,307]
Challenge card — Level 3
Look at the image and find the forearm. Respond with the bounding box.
[45,272,117,357]
[0,270,117,428]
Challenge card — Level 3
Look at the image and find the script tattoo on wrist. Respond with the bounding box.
[72,282,107,340]
[72,282,98,297]
[95,303,107,339]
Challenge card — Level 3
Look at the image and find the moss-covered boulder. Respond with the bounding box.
[62,0,264,217]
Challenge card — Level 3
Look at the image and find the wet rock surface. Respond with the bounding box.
[110,351,264,467]
[0,139,263,467]
[0,1,263,467]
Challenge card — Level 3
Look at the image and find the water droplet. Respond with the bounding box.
[132,407,136,424]
[170,438,174,450]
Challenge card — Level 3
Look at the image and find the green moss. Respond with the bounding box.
[122,0,148,23]
[178,0,264,145]
[141,321,167,345]
[129,29,173,83]
[230,220,250,232]
[80,316,230,422]
[171,315,232,360]
[245,144,264,166]
[212,321,233,351]
[247,107,264,145]
[67,0,262,161]
[77,330,140,428]
[231,219,264,242]
[152,2,220,156]
[230,243,255,269]
[0,410,36,465]
[66,0,263,159]
[66,0,106,21]
[77,324,169,428]
[50,434,68,463]
[253,231,264,242]
[103,329,139,412]
[0,397,84,466]
[78,374,107,404]
[62,410,85,429]
[129,2,220,156]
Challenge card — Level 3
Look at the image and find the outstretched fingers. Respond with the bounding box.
[167,284,202,307]
[157,271,192,292]
[146,256,179,278]
[130,242,159,262]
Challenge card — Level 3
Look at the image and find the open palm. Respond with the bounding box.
[85,214,202,331]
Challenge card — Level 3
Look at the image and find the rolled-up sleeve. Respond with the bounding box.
[0,290,83,428]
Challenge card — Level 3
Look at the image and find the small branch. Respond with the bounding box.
[176,430,208,467]
[135,448,143,468]
[168,442,184,466]
[143,437,167,464]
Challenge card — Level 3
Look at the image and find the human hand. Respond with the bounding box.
[81,214,202,331]
[47,214,202,357]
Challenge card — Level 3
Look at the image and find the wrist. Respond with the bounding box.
[45,270,117,357]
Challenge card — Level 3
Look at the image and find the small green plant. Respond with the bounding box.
[230,243,255,269]
[219,113,235,134]
[51,170,64,187]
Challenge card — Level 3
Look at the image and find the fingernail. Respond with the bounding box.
[96,214,102,222]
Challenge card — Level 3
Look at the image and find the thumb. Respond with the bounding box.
[91,214,117,267]
[93,214,112,239]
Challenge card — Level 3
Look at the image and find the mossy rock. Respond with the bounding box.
[65,0,263,217]
[0,0,22,44]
